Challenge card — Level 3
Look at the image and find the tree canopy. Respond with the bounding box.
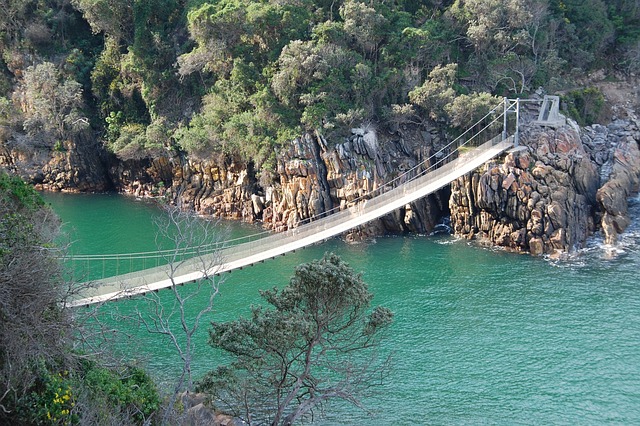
[198,253,393,425]
[1,0,638,171]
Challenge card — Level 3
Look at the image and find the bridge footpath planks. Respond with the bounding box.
[69,136,513,307]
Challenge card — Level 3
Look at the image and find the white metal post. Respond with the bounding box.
[514,98,520,146]
[503,97,508,140]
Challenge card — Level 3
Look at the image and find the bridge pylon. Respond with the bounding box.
[503,97,520,146]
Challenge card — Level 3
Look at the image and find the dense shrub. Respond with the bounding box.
[562,87,609,126]
[3,0,640,173]
[1,173,161,424]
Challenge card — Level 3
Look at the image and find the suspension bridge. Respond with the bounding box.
[67,97,557,307]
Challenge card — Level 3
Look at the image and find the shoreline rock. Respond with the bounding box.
[449,113,640,254]
[2,111,639,255]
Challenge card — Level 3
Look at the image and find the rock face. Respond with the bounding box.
[263,130,447,237]
[180,392,241,426]
[0,133,111,192]
[449,115,640,254]
[3,109,639,254]
[590,119,640,244]
[25,126,449,236]
[157,128,450,237]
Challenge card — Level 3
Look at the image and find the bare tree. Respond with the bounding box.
[130,203,229,419]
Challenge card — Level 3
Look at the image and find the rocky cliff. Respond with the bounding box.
[0,132,111,192]
[153,127,450,239]
[449,114,640,254]
[264,129,448,238]
[2,108,639,255]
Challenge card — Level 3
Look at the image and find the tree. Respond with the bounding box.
[17,61,89,146]
[488,52,537,94]
[0,0,31,45]
[408,62,500,133]
[0,171,73,419]
[198,253,393,425]
[445,91,502,137]
[548,0,615,69]
[340,0,388,61]
[71,0,134,44]
[408,63,458,122]
[450,0,544,56]
[132,204,229,421]
[0,97,13,143]
[401,19,457,75]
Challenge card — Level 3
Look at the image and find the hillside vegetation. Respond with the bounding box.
[1,0,639,176]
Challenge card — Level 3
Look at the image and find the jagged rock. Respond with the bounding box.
[450,114,640,254]
[180,392,242,426]
[595,129,640,244]
[259,129,446,237]
[1,134,111,192]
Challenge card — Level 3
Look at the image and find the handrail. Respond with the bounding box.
[68,100,508,263]
[68,133,514,307]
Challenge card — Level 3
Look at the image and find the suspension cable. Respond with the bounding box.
[68,100,510,263]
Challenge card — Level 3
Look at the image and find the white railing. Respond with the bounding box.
[68,134,513,307]
[67,97,527,306]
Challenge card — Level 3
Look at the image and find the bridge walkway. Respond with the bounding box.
[69,133,514,307]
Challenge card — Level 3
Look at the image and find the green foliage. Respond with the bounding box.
[0,171,45,211]
[609,1,640,48]
[4,0,639,181]
[0,64,12,97]
[198,253,393,425]
[18,369,78,425]
[409,64,501,133]
[445,91,502,130]
[409,63,458,122]
[71,0,134,43]
[550,0,615,68]
[340,0,389,60]
[562,87,608,126]
[175,71,292,168]
[81,363,160,423]
[19,62,89,144]
[14,362,161,425]
[63,48,95,92]
[109,122,165,161]
[89,38,146,126]
[400,19,456,70]
[0,96,11,128]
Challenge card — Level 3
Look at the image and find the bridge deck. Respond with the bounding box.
[69,136,513,307]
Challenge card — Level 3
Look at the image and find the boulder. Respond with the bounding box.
[449,115,640,254]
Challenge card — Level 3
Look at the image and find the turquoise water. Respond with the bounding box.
[44,192,640,425]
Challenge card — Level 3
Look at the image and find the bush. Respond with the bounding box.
[0,172,162,425]
[14,362,161,425]
[17,368,78,425]
[80,363,161,424]
[562,87,609,126]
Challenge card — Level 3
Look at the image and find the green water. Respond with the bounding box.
[44,192,640,425]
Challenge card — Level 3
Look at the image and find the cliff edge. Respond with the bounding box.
[449,114,640,254]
